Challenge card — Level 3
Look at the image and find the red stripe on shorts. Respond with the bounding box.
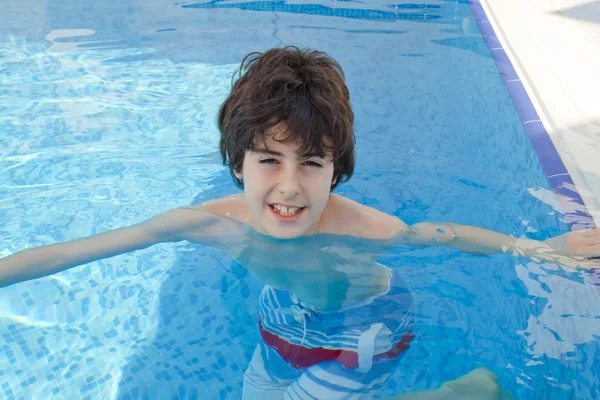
[259,318,414,370]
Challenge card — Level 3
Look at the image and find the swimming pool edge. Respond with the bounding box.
[467,0,598,232]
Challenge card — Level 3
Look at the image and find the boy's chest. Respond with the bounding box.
[237,234,378,270]
[230,234,392,309]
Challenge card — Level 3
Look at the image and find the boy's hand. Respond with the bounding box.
[544,228,600,260]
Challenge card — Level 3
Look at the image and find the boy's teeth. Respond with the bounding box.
[273,204,301,216]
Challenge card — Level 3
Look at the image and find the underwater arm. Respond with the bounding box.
[398,222,600,269]
[0,207,214,288]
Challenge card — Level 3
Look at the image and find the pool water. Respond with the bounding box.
[1,0,599,399]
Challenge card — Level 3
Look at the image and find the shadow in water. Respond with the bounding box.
[113,244,262,399]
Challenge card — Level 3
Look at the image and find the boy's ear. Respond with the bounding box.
[234,169,243,180]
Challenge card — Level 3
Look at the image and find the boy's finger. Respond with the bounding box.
[582,244,600,257]
[579,228,600,238]
[580,230,600,243]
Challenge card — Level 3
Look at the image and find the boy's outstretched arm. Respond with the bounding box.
[0,207,226,288]
[397,220,600,269]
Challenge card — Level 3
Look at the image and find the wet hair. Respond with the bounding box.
[218,46,355,190]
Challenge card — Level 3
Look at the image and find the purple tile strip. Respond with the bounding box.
[468,0,597,232]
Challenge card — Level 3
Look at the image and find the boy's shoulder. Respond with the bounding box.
[195,194,251,224]
[320,194,406,239]
[195,193,406,240]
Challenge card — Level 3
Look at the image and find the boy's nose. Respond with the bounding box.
[278,167,300,198]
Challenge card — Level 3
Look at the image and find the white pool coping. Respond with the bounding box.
[479,0,600,226]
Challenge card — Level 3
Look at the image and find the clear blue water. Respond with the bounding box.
[1,0,599,399]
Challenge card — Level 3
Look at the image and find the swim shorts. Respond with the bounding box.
[243,267,414,399]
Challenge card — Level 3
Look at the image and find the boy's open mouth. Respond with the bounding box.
[269,204,306,218]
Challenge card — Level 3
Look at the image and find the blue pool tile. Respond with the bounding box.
[469,2,486,18]
[176,384,186,398]
[547,175,582,202]
[490,52,519,81]
[521,122,567,176]
[504,81,539,123]
[123,387,139,399]
[477,22,496,38]
[482,35,501,49]
[103,329,118,339]
[490,48,509,63]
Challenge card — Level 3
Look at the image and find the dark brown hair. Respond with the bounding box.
[218,46,355,190]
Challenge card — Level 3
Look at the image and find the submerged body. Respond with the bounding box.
[198,193,417,398]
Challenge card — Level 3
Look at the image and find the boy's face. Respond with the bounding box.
[235,123,336,239]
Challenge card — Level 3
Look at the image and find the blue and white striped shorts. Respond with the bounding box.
[243,268,414,399]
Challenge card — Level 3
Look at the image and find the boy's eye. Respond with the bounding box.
[258,159,321,167]
[303,161,322,167]
[259,159,279,164]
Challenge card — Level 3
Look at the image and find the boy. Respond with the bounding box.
[1,47,599,399]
